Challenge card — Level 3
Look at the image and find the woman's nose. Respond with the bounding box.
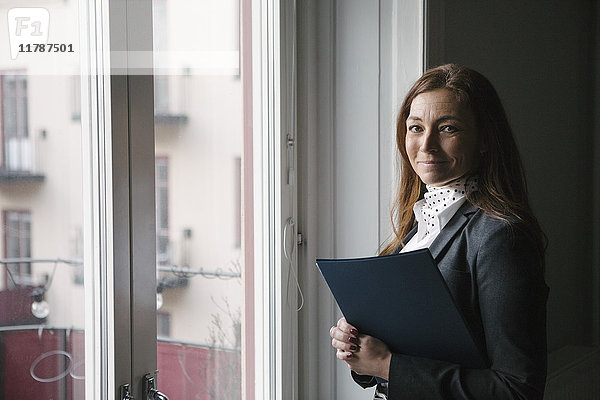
[420,130,439,152]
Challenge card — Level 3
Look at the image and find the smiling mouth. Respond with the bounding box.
[418,160,448,165]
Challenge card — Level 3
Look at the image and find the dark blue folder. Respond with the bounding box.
[316,249,488,369]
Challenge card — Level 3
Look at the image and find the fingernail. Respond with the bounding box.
[348,336,357,343]
[350,328,358,335]
[350,345,357,351]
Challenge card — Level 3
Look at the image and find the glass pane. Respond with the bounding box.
[0,2,85,399]
[152,0,247,398]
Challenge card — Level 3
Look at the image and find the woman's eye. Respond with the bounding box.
[440,125,457,133]
[408,125,422,133]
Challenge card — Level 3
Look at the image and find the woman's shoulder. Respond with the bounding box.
[464,206,536,248]
[464,206,510,234]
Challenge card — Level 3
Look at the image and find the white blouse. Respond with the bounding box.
[400,177,478,253]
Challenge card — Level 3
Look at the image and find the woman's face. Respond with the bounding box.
[405,89,484,187]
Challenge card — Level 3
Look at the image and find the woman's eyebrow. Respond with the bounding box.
[406,115,462,123]
[436,115,461,123]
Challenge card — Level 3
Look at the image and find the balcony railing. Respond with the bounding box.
[0,327,240,399]
[0,137,44,183]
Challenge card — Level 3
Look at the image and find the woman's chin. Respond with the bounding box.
[420,176,454,187]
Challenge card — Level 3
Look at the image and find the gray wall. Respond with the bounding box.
[426,0,599,353]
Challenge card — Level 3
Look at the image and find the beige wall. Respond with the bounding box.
[155,74,243,343]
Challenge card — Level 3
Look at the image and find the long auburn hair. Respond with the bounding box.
[380,64,546,257]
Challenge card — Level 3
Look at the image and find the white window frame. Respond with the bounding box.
[252,0,299,399]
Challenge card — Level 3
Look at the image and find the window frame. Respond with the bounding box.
[80,0,298,399]
[251,0,299,399]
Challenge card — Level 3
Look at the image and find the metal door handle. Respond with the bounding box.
[147,388,169,400]
[144,374,169,400]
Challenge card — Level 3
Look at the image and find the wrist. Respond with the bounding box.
[378,351,392,380]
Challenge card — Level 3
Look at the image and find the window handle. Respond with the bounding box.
[144,374,169,400]
[119,383,134,400]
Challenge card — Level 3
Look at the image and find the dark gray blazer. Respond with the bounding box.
[353,202,548,400]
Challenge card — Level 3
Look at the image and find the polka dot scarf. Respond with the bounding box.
[417,176,478,238]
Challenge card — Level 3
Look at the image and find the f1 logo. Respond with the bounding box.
[7,8,50,60]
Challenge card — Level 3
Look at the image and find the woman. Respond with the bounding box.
[329,64,548,399]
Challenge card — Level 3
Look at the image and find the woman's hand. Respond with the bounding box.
[330,317,359,359]
[330,317,392,380]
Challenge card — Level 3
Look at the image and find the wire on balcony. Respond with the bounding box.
[0,257,242,282]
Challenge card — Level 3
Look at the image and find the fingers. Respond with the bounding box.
[337,317,358,336]
[329,317,358,342]
[331,336,358,353]
[336,348,354,360]
[330,317,360,357]
[329,324,358,347]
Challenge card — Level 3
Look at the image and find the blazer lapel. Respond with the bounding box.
[428,202,478,261]
[394,226,418,254]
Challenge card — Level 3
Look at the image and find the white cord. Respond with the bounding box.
[283,217,304,312]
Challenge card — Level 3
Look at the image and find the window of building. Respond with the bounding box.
[70,75,81,121]
[2,210,32,287]
[0,74,30,172]
[157,311,171,337]
[155,157,169,265]
[234,156,241,248]
[152,0,169,115]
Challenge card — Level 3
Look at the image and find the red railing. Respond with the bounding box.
[0,328,240,399]
[157,341,241,399]
[0,329,84,399]
[0,287,43,326]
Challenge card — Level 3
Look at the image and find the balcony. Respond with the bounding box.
[0,137,45,184]
[0,170,44,183]
[154,75,189,126]
[70,75,189,125]
[154,112,188,124]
